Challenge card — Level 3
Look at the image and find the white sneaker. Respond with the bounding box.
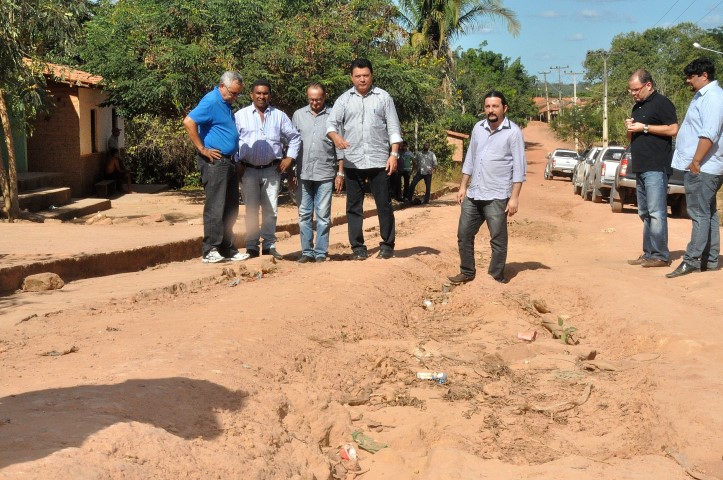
[202,248,226,264]
[228,251,251,262]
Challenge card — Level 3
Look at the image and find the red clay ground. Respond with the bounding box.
[1,121,721,480]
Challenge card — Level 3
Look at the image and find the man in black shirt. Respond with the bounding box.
[625,69,679,268]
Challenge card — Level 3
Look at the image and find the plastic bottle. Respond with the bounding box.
[416,372,448,384]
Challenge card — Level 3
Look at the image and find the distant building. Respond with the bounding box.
[533,97,588,122]
[446,130,469,163]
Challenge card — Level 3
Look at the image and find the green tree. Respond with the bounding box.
[580,23,723,146]
[396,0,519,59]
[0,0,89,221]
[454,45,537,126]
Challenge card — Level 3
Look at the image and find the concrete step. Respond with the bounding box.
[39,197,112,221]
[18,187,72,212]
[17,172,65,192]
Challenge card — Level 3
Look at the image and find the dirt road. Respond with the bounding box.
[1,121,721,480]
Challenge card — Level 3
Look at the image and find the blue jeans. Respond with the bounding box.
[298,179,334,259]
[635,171,669,262]
[345,167,395,253]
[198,156,240,258]
[684,172,723,269]
[456,197,508,281]
[241,166,281,251]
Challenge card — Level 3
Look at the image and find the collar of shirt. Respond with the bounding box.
[350,86,379,98]
[695,80,720,99]
[303,104,328,116]
[482,117,512,133]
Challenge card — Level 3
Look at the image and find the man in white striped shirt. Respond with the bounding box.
[235,79,301,260]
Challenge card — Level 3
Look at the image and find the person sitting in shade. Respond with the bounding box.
[105,148,133,194]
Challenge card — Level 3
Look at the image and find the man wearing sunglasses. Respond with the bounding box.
[625,69,679,269]
[183,71,249,264]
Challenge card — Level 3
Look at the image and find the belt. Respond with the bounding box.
[241,160,280,170]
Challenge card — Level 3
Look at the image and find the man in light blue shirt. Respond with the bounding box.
[235,79,301,260]
[292,83,344,263]
[667,58,723,278]
[449,91,526,285]
[327,58,403,260]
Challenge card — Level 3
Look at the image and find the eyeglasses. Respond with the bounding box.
[628,83,649,94]
[223,84,242,97]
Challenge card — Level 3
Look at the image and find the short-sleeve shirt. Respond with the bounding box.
[187,87,239,156]
[292,104,339,182]
[630,90,678,174]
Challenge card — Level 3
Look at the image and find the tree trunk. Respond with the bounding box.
[0,88,21,221]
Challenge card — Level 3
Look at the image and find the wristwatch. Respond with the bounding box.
[390,152,399,158]
[336,172,345,178]
[643,124,649,134]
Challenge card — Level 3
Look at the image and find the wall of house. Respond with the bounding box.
[28,82,118,196]
[27,82,82,194]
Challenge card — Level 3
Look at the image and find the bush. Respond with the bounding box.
[124,114,198,188]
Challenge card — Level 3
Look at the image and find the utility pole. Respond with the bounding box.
[550,65,569,115]
[565,70,584,105]
[565,70,584,151]
[538,71,551,122]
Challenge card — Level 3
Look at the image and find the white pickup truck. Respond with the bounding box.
[544,149,579,180]
[583,146,626,203]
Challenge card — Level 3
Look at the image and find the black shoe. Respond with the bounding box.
[377,250,394,259]
[315,256,327,263]
[297,255,314,264]
[448,273,475,284]
[262,248,284,260]
[666,261,700,278]
[246,249,260,258]
[352,250,368,261]
[494,277,509,284]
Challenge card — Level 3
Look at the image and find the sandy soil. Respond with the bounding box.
[1,121,721,480]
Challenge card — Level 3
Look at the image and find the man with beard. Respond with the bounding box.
[235,78,301,260]
[448,91,526,285]
[667,58,723,278]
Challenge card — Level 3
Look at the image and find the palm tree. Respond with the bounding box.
[397,0,520,60]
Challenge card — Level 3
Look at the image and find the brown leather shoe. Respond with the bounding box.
[627,255,646,265]
[448,273,475,284]
[641,258,671,268]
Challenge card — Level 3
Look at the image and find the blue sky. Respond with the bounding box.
[454,0,722,82]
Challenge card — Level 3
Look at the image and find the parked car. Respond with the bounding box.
[610,146,688,217]
[544,148,579,180]
[572,146,602,196]
[582,145,626,203]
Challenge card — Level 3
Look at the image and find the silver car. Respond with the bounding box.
[582,146,626,203]
[544,148,579,180]
[572,146,601,196]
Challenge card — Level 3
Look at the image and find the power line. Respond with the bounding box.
[652,0,682,27]
[694,0,723,25]
[669,0,699,25]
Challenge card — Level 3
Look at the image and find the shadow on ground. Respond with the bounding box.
[0,378,247,468]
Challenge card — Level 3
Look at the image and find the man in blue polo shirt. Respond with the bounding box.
[448,91,526,285]
[183,71,250,264]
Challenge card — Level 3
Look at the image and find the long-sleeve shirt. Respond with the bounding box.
[291,104,341,181]
[463,117,526,200]
[672,80,723,175]
[234,104,301,166]
[326,86,402,169]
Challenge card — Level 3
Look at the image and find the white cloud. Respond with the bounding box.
[568,33,586,42]
[580,9,600,18]
[540,10,560,18]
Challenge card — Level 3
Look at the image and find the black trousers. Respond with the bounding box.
[345,167,395,253]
